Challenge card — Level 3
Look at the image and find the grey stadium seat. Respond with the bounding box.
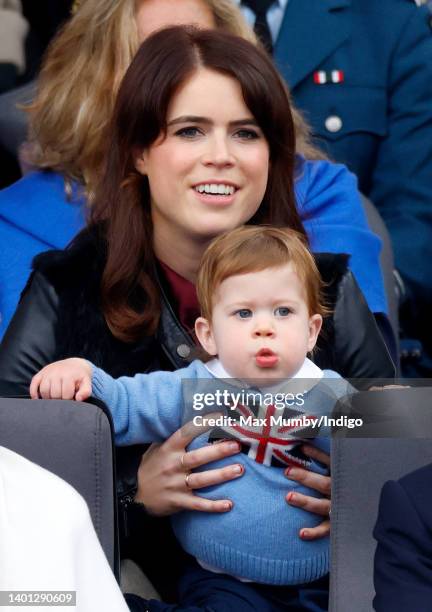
[0,397,118,576]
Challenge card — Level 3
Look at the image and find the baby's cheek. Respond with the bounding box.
[224,353,247,380]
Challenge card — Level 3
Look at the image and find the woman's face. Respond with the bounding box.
[135,67,270,250]
[136,0,216,41]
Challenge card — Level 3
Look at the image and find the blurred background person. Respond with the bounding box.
[236,0,432,376]
[374,463,432,611]
[0,0,72,187]
[0,445,130,612]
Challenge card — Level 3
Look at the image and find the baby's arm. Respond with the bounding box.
[30,358,188,445]
[90,365,185,445]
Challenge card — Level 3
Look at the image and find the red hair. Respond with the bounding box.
[197,226,329,320]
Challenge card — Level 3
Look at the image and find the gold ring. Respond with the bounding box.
[185,473,192,489]
[180,453,187,470]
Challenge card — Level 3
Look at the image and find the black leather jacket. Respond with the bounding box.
[0,229,395,558]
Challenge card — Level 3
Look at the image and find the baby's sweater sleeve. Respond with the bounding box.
[91,362,200,445]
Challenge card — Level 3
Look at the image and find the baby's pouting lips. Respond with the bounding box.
[255,348,279,368]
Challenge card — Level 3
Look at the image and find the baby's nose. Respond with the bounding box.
[253,323,275,337]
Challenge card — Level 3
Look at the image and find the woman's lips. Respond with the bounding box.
[192,189,237,206]
[255,348,279,368]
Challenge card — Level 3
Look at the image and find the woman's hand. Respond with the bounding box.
[29,358,92,401]
[285,444,331,540]
[134,418,244,516]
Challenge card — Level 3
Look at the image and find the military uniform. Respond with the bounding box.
[272,0,432,373]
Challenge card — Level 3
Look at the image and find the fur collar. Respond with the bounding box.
[32,227,157,376]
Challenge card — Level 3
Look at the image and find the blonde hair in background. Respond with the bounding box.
[27,0,323,198]
[197,226,330,322]
[26,0,138,198]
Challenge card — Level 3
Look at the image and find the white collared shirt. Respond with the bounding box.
[205,356,323,390]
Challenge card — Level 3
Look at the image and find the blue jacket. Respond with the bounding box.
[373,464,432,611]
[0,161,386,338]
[274,0,432,308]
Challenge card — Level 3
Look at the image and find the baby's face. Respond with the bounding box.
[196,263,322,381]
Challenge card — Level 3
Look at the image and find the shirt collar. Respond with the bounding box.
[204,357,323,385]
[235,0,286,8]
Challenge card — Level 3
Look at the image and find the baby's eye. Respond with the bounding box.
[174,126,202,138]
[235,309,253,319]
[234,129,260,140]
[274,307,292,317]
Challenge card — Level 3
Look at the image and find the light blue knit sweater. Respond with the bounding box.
[92,359,350,585]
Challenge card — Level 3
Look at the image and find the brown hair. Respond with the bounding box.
[26,0,323,198]
[89,25,305,342]
[197,226,328,322]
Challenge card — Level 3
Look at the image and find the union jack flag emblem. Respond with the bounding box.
[210,401,320,469]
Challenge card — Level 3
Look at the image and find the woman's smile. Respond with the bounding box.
[192,180,239,206]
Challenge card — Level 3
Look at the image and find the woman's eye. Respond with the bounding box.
[235,309,253,319]
[175,127,201,138]
[234,129,260,140]
[274,307,291,317]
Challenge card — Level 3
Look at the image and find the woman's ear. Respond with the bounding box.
[307,314,323,352]
[195,317,217,356]
[134,149,147,176]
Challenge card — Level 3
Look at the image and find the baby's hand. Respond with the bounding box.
[30,358,93,401]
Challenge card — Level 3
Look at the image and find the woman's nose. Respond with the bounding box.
[202,135,235,167]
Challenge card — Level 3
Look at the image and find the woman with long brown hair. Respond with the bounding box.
[0,24,394,606]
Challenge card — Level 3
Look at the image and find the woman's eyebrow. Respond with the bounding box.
[230,119,259,127]
[167,116,258,127]
[167,115,208,126]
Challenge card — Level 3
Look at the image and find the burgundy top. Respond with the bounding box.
[159,261,200,337]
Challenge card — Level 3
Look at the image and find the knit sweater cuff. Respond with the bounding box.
[90,364,115,406]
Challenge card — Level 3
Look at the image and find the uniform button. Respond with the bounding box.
[176,344,191,358]
[325,115,343,133]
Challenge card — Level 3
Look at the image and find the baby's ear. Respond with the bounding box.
[195,317,217,356]
[307,314,323,352]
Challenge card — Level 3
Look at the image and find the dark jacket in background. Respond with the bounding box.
[374,463,432,612]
